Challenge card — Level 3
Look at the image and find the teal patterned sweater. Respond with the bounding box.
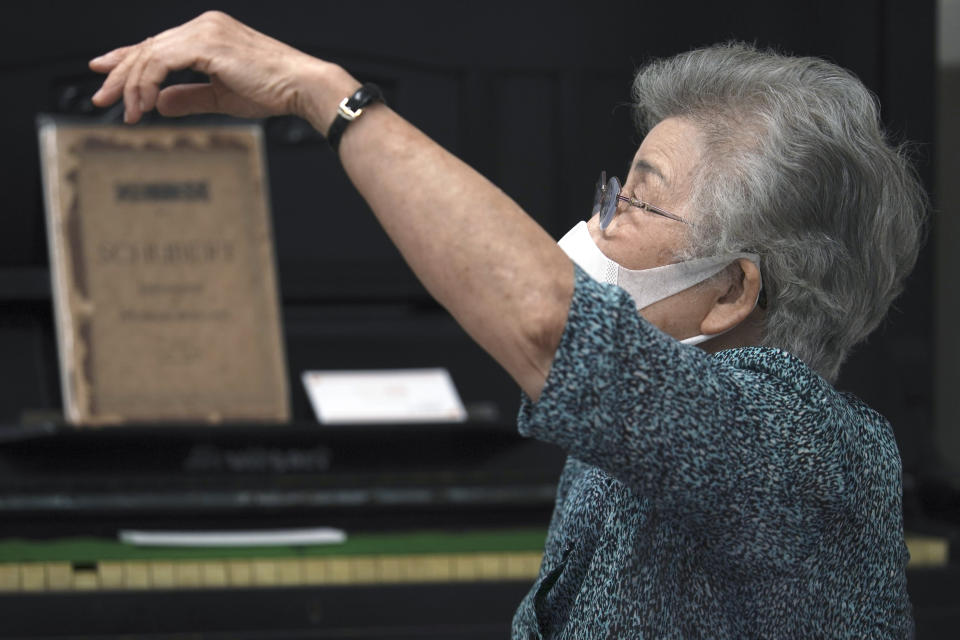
[511,266,912,639]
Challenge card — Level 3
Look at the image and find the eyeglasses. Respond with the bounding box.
[593,170,690,229]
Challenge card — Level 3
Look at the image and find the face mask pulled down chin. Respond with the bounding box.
[557,221,760,346]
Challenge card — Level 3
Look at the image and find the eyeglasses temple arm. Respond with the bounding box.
[616,195,691,226]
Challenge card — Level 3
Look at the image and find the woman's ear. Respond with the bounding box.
[699,258,763,336]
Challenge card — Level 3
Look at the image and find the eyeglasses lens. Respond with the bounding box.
[598,175,621,230]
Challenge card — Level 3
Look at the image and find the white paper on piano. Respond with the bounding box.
[119,527,347,547]
[302,368,467,424]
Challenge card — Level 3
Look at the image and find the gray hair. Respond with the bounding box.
[631,42,928,382]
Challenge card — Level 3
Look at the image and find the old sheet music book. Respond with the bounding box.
[39,120,289,425]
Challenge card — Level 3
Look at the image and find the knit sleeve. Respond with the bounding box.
[518,264,853,546]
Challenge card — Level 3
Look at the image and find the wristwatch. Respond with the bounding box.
[326,83,385,153]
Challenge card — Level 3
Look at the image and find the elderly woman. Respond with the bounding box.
[90,12,925,638]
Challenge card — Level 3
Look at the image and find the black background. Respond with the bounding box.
[0,0,936,471]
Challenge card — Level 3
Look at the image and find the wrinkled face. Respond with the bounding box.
[587,116,714,338]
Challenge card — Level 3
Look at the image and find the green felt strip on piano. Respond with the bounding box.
[0,529,546,563]
[0,528,548,563]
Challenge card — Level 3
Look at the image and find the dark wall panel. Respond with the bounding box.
[0,1,936,482]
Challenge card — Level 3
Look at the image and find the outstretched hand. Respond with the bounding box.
[88,10,570,401]
[89,11,328,125]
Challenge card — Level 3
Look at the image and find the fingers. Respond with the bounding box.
[89,13,224,120]
[91,44,140,110]
[88,46,133,73]
[155,84,219,117]
[87,12,294,124]
[122,45,148,123]
[87,16,191,106]
[138,47,184,115]
[91,35,189,123]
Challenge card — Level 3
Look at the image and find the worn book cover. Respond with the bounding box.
[39,120,289,425]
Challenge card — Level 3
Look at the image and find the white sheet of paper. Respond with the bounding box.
[119,527,347,547]
[302,368,467,424]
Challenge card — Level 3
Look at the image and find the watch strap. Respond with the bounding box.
[326,83,385,153]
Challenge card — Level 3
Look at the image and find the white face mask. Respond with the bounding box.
[557,221,760,345]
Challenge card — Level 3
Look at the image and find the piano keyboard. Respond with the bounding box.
[0,551,544,592]
[0,533,946,593]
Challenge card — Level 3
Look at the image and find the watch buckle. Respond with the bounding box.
[337,98,363,121]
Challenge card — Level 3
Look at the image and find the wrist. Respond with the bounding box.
[294,61,360,135]
[326,83,386,153]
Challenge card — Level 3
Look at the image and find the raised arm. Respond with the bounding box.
[89,11,573,400]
